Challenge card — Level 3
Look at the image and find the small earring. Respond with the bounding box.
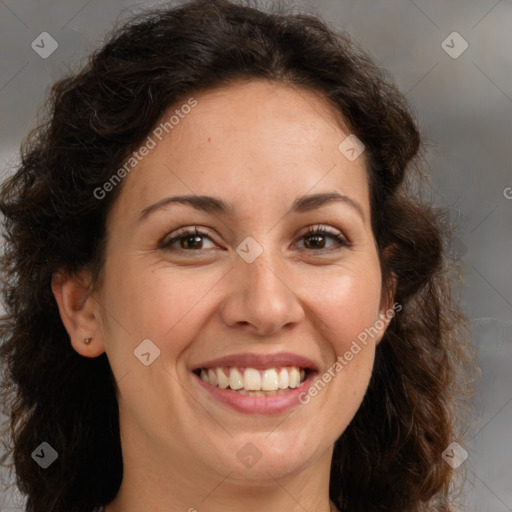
[84,337,92,344]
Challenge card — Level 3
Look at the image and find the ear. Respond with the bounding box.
[51,270,106,358]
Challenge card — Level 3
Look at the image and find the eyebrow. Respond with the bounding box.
[138,191,365,222]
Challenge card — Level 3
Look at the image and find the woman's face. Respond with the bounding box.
[91,80,392,484]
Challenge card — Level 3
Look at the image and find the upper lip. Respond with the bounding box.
[192,352,319,372]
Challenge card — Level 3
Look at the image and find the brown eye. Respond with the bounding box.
[178,234,204,249]
[160,227,216,251]
[297,226,350,251]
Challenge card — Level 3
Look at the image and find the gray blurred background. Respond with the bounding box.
[0,0,511,510]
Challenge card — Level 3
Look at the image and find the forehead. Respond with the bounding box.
[110,79,370,223]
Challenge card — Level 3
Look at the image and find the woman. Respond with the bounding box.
[0,1,473,511]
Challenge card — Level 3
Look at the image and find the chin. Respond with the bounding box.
[209,431,323,482]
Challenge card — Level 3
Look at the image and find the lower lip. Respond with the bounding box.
[192,371,317,414]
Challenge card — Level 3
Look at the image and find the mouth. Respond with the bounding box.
[192,366,313,396]
[190,352,319,414]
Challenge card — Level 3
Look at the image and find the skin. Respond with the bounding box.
[52,79,394,512]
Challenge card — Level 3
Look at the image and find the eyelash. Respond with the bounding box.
[159,225,351,253]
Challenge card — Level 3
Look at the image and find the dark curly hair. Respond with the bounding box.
[0,1,474,511]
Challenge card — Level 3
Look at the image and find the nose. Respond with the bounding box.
[219,247,305,337]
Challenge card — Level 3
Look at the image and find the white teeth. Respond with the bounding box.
[243,368,261,390]
[229,368,244,390]
[278,368,289,389]
[261,369,279,391]
[288,367,300,388]
[207,368,218,386]
[197,366,308,392]
[217,368,229,389]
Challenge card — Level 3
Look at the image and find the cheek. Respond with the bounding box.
[299,263,382,433]
[103,262,221,353]
[308,263,383,353]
